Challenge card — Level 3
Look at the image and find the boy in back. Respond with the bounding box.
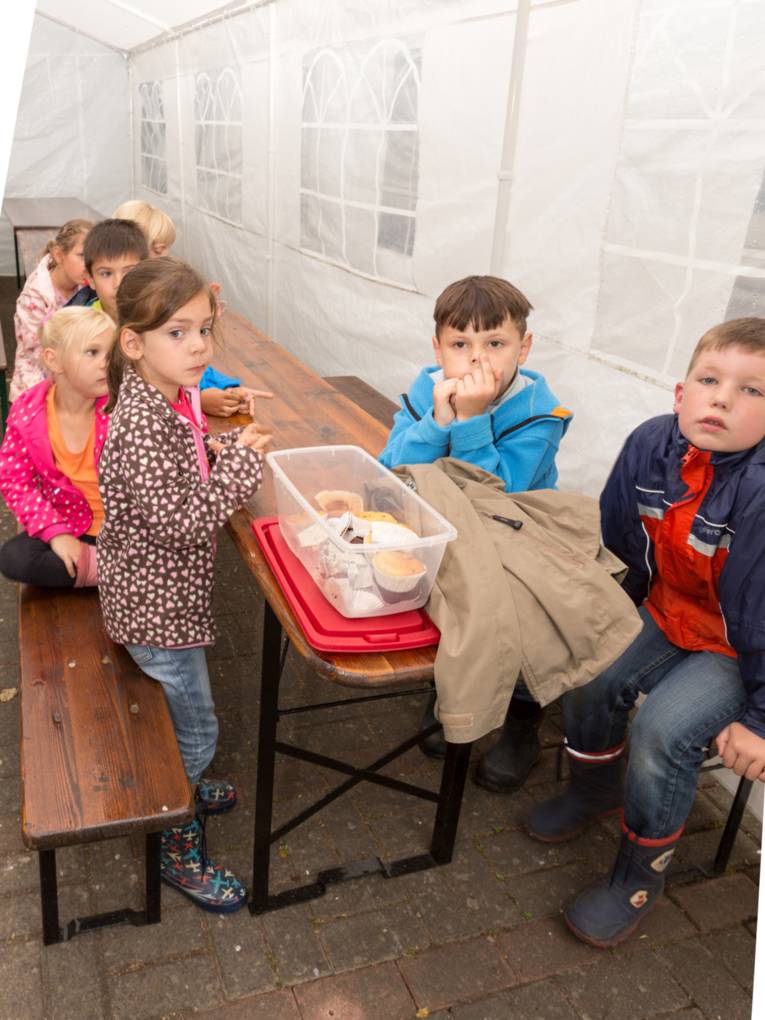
[67,218,148,319]
[380,275,572,790]
[526,317,765,948]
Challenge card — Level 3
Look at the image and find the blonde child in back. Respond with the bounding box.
[0,306,114,587]
[112,200,175,258]
[10,219,92,400]
[98,255,271,913]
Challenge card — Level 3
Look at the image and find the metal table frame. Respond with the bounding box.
[249,601,472,914]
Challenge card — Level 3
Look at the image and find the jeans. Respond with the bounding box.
[125,644,218,785]
[561,606,746,839]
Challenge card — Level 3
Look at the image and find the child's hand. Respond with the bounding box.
[236,423,273,454]
[433,377,458,426]
[229,386,274,417]
[50,534,82,579]
[715,721,765,781]
[201,387,241,417]
[454,354,502,421]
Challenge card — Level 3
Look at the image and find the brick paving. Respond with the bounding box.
[0,292,761,1019]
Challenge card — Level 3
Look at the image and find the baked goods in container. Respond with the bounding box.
[372,549,427,602]
[314,490,364,516]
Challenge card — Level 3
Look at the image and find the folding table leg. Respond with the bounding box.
[39,849,61,946]
[13,231,21,289]
[430,741,472,864]
[250,601,283,913]
[713,776,753,875]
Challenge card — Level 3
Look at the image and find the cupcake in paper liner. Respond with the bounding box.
[372,549,428,603]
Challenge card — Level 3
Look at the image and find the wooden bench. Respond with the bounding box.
[323,375,398,429]
[20,585,193,944]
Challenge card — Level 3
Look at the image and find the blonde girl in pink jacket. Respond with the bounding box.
[0,306,114,587]
[9,218,92,401]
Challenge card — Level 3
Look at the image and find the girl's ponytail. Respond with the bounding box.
[45,218,93,270]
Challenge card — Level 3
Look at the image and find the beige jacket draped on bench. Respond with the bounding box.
[388,460,643,744]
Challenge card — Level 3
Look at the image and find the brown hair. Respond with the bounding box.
[113,200,176,249]
[83,218,149,275]
[687,318,765,373]
[105,256,217,412]
[45,218,92,271]
[433,275,533,339]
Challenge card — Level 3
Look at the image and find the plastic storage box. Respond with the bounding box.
[266,446,457,618]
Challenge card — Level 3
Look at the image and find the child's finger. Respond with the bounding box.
[248,390,274,400]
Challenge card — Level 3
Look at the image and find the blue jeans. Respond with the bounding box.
[125,644,218,785]
[562,607,746,839]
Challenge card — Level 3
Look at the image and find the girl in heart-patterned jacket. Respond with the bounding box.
[98,257,272,915]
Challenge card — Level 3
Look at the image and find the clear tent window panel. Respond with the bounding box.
[300,39,421,287]
[193,68,243,225]
[138,81,168,195]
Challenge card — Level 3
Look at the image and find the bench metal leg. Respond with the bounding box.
[713,775,753,875]
[145,831,162,924]
[39,850,61,946]
[250,600,282,914]
[13,230,21,290]
[430,741,472,864]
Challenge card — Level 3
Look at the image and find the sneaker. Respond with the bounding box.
[161,816,247,913]
[195,777,237,815]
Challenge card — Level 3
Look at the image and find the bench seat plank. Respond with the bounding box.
[20,586,193,850]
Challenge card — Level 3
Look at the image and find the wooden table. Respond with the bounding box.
[3,197,103,287]
[210,312,470,914]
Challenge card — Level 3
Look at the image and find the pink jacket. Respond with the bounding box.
[10,255,74,401]
[0,379,109,542]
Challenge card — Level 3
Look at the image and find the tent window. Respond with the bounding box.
[300,40,421,287]
[139,81,168,195]
[194,68,243,225]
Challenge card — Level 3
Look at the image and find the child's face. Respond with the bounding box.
[88,252,143,318]
[674,346,765,453]
[121,289,214,402]
[50,328,113,399]
[432,316,532,396]
[150,241,170,258]
[53,235,87,289]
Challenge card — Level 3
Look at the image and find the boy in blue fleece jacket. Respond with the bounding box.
[380,275,572,492]
[381,276,572,790]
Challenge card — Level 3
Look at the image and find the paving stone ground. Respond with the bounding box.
[0,285,761,1019]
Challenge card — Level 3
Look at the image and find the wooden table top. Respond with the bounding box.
[3,197,103,230]
[209,311,437,689]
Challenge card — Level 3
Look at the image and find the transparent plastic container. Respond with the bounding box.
[266,446,457,618]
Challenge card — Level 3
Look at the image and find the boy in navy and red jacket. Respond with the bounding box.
[526,317,765,948]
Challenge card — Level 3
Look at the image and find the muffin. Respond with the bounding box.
[372,549,427,603]
[315,489,364,516]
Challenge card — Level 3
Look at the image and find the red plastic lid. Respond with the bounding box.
[251,517,440,653]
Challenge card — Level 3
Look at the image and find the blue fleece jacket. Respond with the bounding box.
[379,366,572,492]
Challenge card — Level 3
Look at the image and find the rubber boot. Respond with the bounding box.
[564,819,683,948]
[418,689,447,759]
[525,744,625,842]
[160,815,247,913]
[195,777,237,815]
[473,700,544,793]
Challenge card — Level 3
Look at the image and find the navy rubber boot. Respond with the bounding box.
[473,702,544,793]
[525,749,625,842]
[161,816,248,913]
[195,777,237,815]
[564,822,682,948]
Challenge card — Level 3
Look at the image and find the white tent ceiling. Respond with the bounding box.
[35,0,252,53]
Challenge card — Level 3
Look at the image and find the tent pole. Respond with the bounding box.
[265,1,276,336]
[489,0,531,276]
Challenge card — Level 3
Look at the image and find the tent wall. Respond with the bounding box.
[4,0,765,496]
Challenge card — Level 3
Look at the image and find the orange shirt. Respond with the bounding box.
[46,386,103,536]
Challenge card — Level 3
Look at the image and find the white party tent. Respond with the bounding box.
[3,0,764,495]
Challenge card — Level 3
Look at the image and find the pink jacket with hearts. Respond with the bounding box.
[0,379,108,542]
[97,366,265,648]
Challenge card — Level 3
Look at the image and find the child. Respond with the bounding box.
[9,218,92,400]
[0,307,114,587]
[66,217,149,319]
[112,200,175,257]
[380,275,573,790]
[108,203,265,418]
[98,256,271,913]
[526,317,765,948]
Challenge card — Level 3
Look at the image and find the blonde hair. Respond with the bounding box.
[41,306,116,360]
[45,218,92,271]
[113,200,176,249]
